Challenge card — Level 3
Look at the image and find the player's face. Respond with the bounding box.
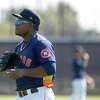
[15,18,31,37]
[74,51,82,59]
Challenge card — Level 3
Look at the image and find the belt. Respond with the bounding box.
[17,88,38,97]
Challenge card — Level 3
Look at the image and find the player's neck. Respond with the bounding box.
[23,33,31,42]
[23,30,36,42]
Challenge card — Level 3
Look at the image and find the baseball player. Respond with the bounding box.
[5,9,56,100]
[69,45,95,100]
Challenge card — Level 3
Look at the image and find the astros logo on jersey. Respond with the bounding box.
[41,48,51,58]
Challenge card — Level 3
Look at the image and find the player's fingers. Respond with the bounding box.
[5,71,10,76]
[10,69,16,71]
[5,71,13,79]
[6,69,15,73]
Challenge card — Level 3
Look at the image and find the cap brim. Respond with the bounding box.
[12,13,34,23]
[12,13,25,20]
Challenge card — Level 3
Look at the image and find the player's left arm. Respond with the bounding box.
[5,63,55,80]
[19,62,56,77]
[82,52,90,67]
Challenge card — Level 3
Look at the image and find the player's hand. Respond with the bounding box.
[5,69,24,80]
[83,52,90,60]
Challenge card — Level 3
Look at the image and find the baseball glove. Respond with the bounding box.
[86,75,95,90]
[0,51,21,72]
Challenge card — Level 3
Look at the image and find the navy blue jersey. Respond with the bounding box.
[15,33,56,91]
[72,58,86,79]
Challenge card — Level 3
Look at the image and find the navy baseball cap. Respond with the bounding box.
[12,9,40,26]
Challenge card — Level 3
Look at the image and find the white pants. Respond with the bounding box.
[16,87,55,100]
[69,78,87,100]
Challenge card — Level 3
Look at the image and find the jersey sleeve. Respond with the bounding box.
[36,41,56,64]
[35,40,56,75]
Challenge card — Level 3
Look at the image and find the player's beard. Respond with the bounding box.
[16,31,32,42]
[16,32,29,39]
[15,27,29,38]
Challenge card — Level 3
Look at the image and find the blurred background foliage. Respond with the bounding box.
[0,2,99,40]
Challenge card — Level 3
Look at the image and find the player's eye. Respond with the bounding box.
[15,18,29,26]
[15,19,22,26]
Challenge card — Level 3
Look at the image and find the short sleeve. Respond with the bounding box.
[35,41,56,64]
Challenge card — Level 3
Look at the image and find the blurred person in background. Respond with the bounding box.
[5,9,56,100]
[69,45,95,100]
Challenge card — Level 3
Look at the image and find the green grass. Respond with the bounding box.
[0,95,15,100]
[56,95,100,100]
[0,95,100,100]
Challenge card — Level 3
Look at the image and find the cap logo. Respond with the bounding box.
[29,17,33,20]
